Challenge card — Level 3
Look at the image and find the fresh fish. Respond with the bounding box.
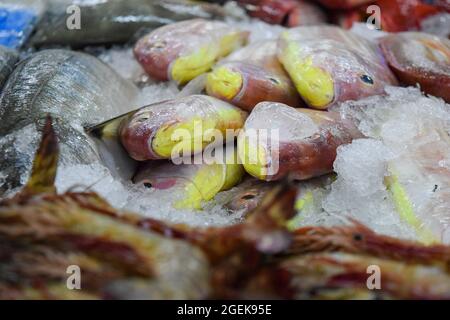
[275,252,450,299]
[379,32,450,102]
[117,95,247,161]
[237,0,327,27]
[0,49,138,195]
[237,102,362,181]
[0,119,210,299]
[132,151,244,210]
[222,178,274,214]
[31,0,227,48]
[335,0,445,33]
[0,120,297,299]
[7,121,450,300]
[0,0,44,49]
[206,40,303,111]
[0,45,18,90]
[134,19,249,85]
[277,26,398,109]
[131,179,298,298]
[244,222,450,299]
[283,222,450,299]
[314,0,374,9]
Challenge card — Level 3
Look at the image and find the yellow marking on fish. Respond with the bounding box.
[171,32,248,85]
[152,117,216,158]
[206,66,243,101]
[385,174,438,245]
[152,106,245,159]
[287,191,314,231]
[219,31,248,57]
[238,133,268,180]
[174,162,244,210]
[171,45,219,85]
[279,40,334,109]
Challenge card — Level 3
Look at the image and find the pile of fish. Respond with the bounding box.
[2,120,450,299]
[0,0,450,299]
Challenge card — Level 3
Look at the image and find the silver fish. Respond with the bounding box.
[0,46,18,90]
[0,49,138,195]
[31,0,227,47]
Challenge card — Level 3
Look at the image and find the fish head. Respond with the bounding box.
[132,155,244,210]
[327,47,394,104]
[119,107,160,161]
[279,35,395,109]
[206,61,298,110]
[224,179,271,213]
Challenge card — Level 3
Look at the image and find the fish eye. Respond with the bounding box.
[268,77,280,84]
[360,74,374,85]
[241,193,256,200]
[143,182,152,189]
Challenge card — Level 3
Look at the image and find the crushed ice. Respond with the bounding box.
[295,87,450,243]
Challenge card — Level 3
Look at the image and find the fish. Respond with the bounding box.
[223,178,274,215]
[206,40,303,111]
[379,32,450,102]
[126,180,298,299]
[132,151,245,210]
[0,119,297,299]
[6,118,450,300]
[240,221,450,299]
[277,25,398,109]
[0,45,18,90]
[314,0,374,9]
[274,252,450,299]
[0,49,138,196]
[335,0,445,33]
[0,118,211,299]
[0,0,43,49]
[237,102,362,181]
[134,19,249,85]
[237,0,327,27]
[31,0,228,48]
[116,95,247,161]
[280,222,450,299]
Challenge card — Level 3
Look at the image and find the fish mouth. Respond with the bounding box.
[173,163,243,210]
[152,117,214,158]
[279,41,335,109]
[206,66,243,102]
[170,31,249,85]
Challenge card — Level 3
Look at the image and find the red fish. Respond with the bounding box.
[134,19,248,84]
[206,40,303,111]
[380,32,450,102]
[238,0,326,27]
[313,0,374,9]
[336,0,445,32]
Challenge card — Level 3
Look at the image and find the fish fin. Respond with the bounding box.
[246,180,298,227]
[23,115,59,195]
[85,108,138,139]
